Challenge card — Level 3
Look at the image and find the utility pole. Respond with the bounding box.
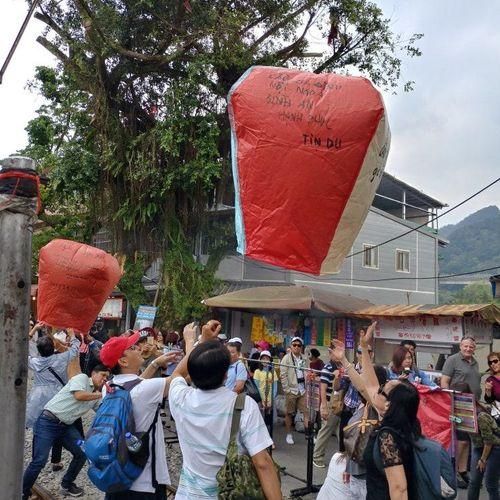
[0,156,38,498]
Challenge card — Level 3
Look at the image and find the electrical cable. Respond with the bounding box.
[220,175,500,279]
[223,255,500,283]
[345,176,500,258]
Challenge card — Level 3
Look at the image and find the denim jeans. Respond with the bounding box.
[22,414,86,496]
[467,445,500,500]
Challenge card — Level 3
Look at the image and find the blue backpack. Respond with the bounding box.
[84,379,159,492]
[373,427,457,499]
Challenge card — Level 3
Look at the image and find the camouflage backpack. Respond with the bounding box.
[217,393,278,499]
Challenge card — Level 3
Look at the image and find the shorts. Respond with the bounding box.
[456,429,470,442]
[285,392,307,415]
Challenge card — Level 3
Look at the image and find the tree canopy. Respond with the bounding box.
[25,0,422,327]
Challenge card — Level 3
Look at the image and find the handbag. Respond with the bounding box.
[491,401,500,426]
[343,404,379,465]
[329,389,345,416]
[244,377,262,404]
[217,393,277,499]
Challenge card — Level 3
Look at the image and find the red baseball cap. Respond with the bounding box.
[100,332,140,368]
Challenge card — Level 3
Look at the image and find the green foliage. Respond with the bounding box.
[118,257,148,309]
[25,0,422,324]
[440,282,499,305]
[156,224,216,329]
[439,206,500,275]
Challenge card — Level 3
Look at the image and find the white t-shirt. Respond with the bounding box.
[105,374,170,492]
[169,377,273,499]
[317,452,352,500]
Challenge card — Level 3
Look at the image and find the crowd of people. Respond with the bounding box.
[22,319,500,500]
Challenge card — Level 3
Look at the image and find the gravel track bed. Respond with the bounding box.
[23,413,182,499]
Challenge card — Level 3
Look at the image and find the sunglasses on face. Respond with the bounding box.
[488,359,499,366]
[292,343,302,348]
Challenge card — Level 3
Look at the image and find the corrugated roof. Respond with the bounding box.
[213,281,294,295]
[351,303,500,324]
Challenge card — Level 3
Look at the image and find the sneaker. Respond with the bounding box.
[52,462,64,472]
[286,433,295,445]
[456,472,467,489]
[60,483,84,497]
[313,459,326,468]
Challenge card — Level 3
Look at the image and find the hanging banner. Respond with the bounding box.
[323,318,332,347]
[228,66,390,275]
[345,318,355,349]
[416,385,452,449]
[453,392,478,434]
[374,316,463,344]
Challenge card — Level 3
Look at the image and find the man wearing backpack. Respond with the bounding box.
[22,364,110,499]
[169,321,281,500]
[98,331,181,499]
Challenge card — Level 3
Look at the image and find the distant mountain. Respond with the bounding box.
[439,206,500,275]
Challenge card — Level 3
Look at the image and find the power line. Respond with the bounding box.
[330,265,500,283]
[222,175,499,279]
[345,176,500,258]
[224,254,500,283]
[0,0,40,84]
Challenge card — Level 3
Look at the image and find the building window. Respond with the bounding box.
[396,249,410,273]
[362,244,379,269]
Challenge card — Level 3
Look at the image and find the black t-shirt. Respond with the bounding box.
[364,428,416,500]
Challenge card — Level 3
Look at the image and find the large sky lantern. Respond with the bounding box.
[228,66,391,275]
[37,239,122,333]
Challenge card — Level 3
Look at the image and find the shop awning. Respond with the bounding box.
[203,285,373,314]
[351,303,500,324]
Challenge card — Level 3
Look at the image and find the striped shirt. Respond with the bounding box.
[320,363,338,402]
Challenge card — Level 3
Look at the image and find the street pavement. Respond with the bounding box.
[271,419,488,499]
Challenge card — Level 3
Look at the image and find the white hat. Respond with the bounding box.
[291,336,303,345]
[259,350,272,359]
[229,337,242,344]
[53,331,67,343]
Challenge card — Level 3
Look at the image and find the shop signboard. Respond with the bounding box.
[374,315,492,344]
[133,305,157,330]
[463,316,492,344]
[345,318,355,349]
[99,297,123,319]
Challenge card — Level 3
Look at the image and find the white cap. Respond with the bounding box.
[53,331,67,342]
[291,336,303,345]
[228,337,242,344]
[259,350,272,359]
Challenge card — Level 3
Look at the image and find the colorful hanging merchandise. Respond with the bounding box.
[228,66,391,275]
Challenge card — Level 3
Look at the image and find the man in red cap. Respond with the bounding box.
[99,331,182,499]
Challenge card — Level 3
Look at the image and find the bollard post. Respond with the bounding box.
[0,156,38,498]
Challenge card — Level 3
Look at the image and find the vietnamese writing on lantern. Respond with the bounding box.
[263,71,344,148]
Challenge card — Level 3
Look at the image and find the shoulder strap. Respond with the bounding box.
[47,366,65,386]
[149,403,161,488]
[110,378,143,392]
[229,393,246,443]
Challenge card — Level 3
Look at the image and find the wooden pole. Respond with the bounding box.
[0,156,37,497]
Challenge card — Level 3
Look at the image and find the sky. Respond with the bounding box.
[0,0,499,225]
